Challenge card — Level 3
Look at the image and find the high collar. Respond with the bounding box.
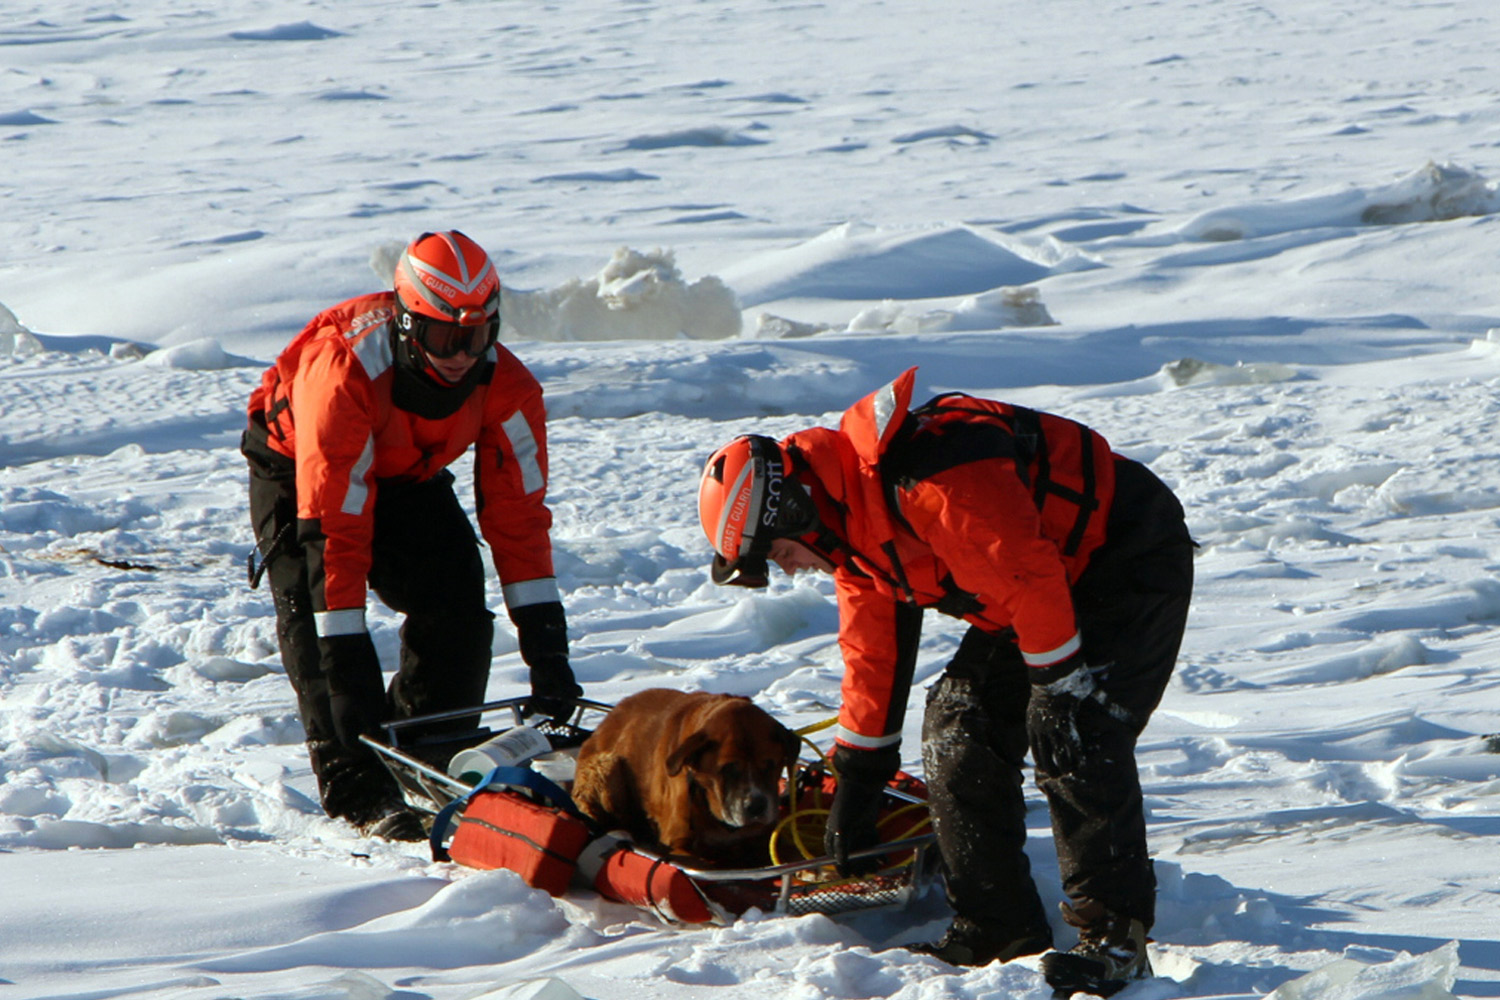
[389,327,491,419]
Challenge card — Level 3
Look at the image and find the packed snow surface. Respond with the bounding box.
[2,2,1499,999]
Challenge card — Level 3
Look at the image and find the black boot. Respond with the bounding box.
[357,799,428,842]
[910,916,1053,966]
[1041,899,1152,997]
[309,740,426,841]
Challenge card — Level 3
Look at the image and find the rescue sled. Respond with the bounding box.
[361,697,938,925]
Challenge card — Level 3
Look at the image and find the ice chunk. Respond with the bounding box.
[1265,941,1460,1000]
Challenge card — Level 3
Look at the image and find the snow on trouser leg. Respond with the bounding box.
[1036,700,1156,927]
[922,643,1052,943]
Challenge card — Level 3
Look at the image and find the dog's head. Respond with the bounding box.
[664,698,801,830]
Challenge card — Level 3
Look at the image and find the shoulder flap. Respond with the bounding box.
[840,367,917,464]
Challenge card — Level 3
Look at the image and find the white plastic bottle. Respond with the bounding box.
[448,726,554,784]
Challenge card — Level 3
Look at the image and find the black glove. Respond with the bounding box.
[825,744,900,877]
[509,601,583,719]
[1025,653,1098,775]
[319,630,388,748]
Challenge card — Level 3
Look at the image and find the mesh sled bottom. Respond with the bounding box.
[781,875,920,916]
[694,838,940,920]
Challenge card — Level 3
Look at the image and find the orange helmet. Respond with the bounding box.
[698,435,819,587]
[393,230,501,359]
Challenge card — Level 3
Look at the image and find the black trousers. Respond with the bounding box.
[922,458,1194,933]
[243,425,494,817]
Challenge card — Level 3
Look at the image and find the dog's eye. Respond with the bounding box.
[720,761,742,782]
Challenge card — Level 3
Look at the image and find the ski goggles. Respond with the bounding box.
[400,305,499,359]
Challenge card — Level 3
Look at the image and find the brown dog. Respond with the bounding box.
[571,688,801,864]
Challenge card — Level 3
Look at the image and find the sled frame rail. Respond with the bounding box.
[362,698,939,919]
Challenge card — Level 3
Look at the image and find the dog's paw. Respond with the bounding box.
[572,751,626,823]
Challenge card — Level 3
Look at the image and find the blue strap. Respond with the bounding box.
[429,764,586,862]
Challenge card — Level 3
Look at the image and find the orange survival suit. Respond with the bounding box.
[787,368,1192,942]
[783,367,1117,750]
[243,291,578,828]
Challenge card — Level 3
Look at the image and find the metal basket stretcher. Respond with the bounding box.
[361,696,939,921]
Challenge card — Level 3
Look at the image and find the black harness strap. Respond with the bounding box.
[1008,406,1049,509]
[265,394,292,442]
[643,854,674,924]
[247,522,291,590]
[1062,423,1099,557]
[880,541,916,603]
[876,535,985,620]
[898,397,1103,559]
[801,395,1107,615]
[932,573,984,619]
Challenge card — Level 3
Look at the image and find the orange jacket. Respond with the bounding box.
[784,368,1117,750]
[247,292,557,635]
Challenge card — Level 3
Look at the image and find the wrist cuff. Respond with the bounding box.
[314,608,367,637]
[1029,651,1087,688]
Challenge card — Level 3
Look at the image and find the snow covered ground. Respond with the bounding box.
[2,1,1499,998]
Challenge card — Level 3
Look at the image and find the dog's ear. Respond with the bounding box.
[777,724,801,765]
[666,730,716,776]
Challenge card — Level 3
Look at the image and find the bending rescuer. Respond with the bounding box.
[696,368,1193,997]
[242,230,582,841]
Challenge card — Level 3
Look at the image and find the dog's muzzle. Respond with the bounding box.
[722,786,778,828]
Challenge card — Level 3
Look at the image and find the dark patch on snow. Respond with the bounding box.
[892,124,994,144]
[0,110,57,126]
[534,168,659,183]
[619,128,768,150]
[229,21,344,42]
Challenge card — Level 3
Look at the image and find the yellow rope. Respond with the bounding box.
[793,716,839,737]
[766,740,932,877]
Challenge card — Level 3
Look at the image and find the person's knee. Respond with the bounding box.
[370,475,486,612]
[374,556,487,615]
[922,671,986,744]
[401,608,494,659]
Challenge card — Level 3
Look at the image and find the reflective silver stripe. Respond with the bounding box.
[718,459,759,557]
[576,832,632,882]
[501,411,545,494]
[835,725,901,750]
[340,435,375,516]
[351,320,394,380]
[414,234,495,294]
[398,255,449,316]
[1022,632,1082,667]
[401,235,498,317]
[872,378,901,440]
[503,577,560,609]
[315,608,367,637]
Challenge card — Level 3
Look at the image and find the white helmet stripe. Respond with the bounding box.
[397,255,450,316]
[436,232,470,284]
[406,254,497,297]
